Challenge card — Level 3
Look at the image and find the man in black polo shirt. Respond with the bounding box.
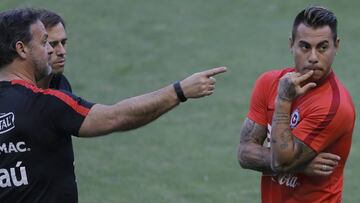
[0,8,226,203]
[37,10,72,92]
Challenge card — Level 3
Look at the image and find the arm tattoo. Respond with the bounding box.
[279,129,293,150]
[278,77,297,101]
[273,112,290,124]
[278,138,316,172]
[238,118,272,172]
[240,118,266,144]
[271,130,316,172]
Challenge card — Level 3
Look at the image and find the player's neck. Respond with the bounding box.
[37,74,54,89]
[0,62,36,84]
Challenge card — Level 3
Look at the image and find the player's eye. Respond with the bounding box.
[42,40,48,47]
[318,45,328,52]
[49,41,57,48]
[299,43,310,51]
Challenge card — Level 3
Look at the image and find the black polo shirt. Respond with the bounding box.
[0,80,94,203]
[49,74,72,93]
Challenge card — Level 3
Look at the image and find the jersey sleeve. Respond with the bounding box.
[292,101,354,153]
[247,72,272,126]
[41,89,95,137]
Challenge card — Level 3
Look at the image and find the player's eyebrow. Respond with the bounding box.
[316,40,329,47]
[298,40,311,46]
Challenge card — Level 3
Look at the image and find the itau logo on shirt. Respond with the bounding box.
[290,109,300,129]
[0,112,15,134]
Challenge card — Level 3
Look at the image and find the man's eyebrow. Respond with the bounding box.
[49,38,68,43]
[298,40,330,47]
[298,40,310,45]
[316,40,329,46]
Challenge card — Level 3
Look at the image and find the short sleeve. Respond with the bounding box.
[247,72,272,126]
[40,89,95,137]
[292,103,354,153]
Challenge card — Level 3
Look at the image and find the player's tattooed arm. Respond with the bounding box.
[237,118,272,173]
[271,111,317,173]
[270,71,317,173]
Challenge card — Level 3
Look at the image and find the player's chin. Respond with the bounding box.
[308,73,326,84]
[51,66,65,75]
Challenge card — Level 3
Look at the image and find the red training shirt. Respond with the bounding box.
[247,68,355,203]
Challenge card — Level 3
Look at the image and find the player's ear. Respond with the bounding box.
[289,36,294,54]
[15,41,28,59]
[335,37,340,49]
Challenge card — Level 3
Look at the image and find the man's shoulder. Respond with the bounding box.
[301,72,355,120]
[332,74,356,119]
[257,67,294,81]
[254,67,294,88]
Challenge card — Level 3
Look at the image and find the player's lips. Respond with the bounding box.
[54,59,65,65]
[303,66,322,71]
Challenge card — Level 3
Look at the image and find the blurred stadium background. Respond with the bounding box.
[1,0,360,202]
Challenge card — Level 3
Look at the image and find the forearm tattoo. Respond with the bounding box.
[273,112,290,124]
[273,138,316,172]
[278,77,297,101]
[271,109,316,172]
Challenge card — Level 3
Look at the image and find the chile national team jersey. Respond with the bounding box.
[247,68,355,203]
[0,80,94,203]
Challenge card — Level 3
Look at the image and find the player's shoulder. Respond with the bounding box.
[330,73,355,108]
[306,72,355,119]
[255,67,294,85]
[11,79,73,102]
[330,75,356,128]
[333,77,355,118]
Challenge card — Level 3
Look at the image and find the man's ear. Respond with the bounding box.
[335,37,340,49]
[289,37,294,54]
[15,41,28,59]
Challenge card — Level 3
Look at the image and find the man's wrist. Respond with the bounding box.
[276,96,293,106]
[173,81,187,102]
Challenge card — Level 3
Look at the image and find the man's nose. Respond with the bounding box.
[308,49,319,64]
[47,42,54,55]
[56,43,66,56]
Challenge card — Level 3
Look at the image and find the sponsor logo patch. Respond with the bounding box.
[290,109,300,129]
[0,112,15,134]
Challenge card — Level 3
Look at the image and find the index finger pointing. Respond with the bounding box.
[203,66,227,77]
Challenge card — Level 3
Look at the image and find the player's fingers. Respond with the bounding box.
[292,72,301,77]
[209,77,216,85]
[319,153,341,161]
[319,158,339,167]
[299,82,317,94]
[317,164,335,171]
[295,70,314,83]
[208,85,215,91]
[204,90,214,96]
[314,169,333,176]
[203,66,227,77]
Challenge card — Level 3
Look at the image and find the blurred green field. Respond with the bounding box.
[1,0,360,202]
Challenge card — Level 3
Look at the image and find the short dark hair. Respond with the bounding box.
[38,9,66,30]
[292,5,337,43]
[0,8,40,68]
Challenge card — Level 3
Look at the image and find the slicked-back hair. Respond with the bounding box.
[0,8,40,68]
[292,5,337,43]
[39,9,66,30]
